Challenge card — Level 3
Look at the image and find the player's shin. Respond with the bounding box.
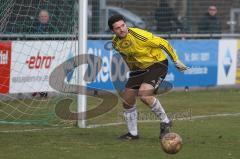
[123,106,138,136]
[151,98,170,123]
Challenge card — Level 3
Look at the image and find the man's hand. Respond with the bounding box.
[174,60,189,72]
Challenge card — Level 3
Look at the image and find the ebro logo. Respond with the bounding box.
[26,52,55,69]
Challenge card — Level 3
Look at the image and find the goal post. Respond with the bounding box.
[77,0,88,128]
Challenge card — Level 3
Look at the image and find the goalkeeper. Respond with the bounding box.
[108,15,188,140]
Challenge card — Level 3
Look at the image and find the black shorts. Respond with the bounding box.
[126,59,168,90]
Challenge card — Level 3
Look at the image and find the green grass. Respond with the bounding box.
[0,117,239,159]
[0,88,240,159]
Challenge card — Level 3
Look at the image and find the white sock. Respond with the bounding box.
[123,106,138,136]
[151,98,170,123]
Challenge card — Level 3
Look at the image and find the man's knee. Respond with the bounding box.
[139,95,152,104]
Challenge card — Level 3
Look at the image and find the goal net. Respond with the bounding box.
[0,0,125,128]
[0,0,81,127]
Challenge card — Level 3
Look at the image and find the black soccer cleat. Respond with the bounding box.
[118,132,139,140]
[160,121,172,139]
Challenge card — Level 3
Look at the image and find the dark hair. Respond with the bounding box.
[108,14,125,30]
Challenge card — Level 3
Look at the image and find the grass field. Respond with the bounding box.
[0,88,240,159]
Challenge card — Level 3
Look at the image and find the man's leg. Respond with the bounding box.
[119,88,139,140]
[138,83,171,139]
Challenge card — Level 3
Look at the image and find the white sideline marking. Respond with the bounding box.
[0,113,240,133]
[86,112,240,128]
[0,127,72,133]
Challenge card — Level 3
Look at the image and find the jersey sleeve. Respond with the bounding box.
[146,35,179,62]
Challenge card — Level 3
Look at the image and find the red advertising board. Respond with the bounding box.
[0,41,11,94]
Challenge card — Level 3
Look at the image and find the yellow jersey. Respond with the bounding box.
[112,28,179,69]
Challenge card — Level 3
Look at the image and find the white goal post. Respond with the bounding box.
[78,0,88,128]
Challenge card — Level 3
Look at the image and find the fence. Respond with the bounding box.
[1,0,240,35]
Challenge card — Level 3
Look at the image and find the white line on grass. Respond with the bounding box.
[0,127,72,133]
[86,112,240,128]
[0,113,240,133]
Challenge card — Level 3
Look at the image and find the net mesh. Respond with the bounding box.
[0,0,78,126]
[0,0,76,34]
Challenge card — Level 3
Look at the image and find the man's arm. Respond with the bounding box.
[146,36,188,72]
[147,36,178,62]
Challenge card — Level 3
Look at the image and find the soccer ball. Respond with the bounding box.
[160,132,182,154]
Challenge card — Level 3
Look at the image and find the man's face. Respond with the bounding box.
[112,20,128,38]
[39,10,49,24]
[208,6,217,16]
